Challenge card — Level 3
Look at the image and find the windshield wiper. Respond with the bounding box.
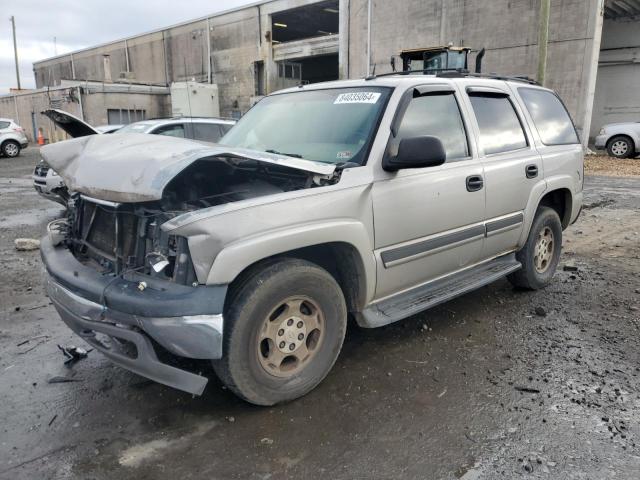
[265,149,303,159]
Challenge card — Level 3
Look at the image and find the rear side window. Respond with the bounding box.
[397,92,469,161]
[153,124,185,138]
[518,88,579,145]
[469,93,528,155]
[0,121,10,129]
[192,123,223,143]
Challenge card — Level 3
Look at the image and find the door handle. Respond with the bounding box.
[466,175,484,192]
[526,164,539,179]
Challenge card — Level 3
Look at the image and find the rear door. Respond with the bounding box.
[461,84,542,259]
[513,86,582,208]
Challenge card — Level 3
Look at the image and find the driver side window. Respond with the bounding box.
[396,92,469,161]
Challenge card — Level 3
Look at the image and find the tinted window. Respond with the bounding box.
[153,124,185,138]
[518,88,579,145]
[192,123,223,143]
[397,93,469,160]
[0,121,10,129]
[469,94,528,155]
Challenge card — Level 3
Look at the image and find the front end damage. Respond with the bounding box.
[39,134,341,395]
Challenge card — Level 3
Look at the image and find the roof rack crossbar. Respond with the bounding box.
[364,69,540,86]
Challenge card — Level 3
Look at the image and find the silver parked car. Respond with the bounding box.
[594,121,640,158]
[0,118,29,158]
[40,74,583,405]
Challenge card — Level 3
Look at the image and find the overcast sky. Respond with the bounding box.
[0,0,256,94]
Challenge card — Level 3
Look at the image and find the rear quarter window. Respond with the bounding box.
[518,88,579,145]
[0,121,10,129]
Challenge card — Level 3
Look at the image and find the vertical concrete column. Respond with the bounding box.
[579,0,604,148]
[339,0,350,79]
[537,0,551,85]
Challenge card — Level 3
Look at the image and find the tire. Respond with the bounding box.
[1,140,21,158]
[212,258,347,405]
[606,135,634,159]
[508,206,562,290]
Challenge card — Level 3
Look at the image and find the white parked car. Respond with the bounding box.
[0,118,29,158]
[594,121,640,158]
[33,110,235,205]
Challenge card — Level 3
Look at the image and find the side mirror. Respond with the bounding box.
[383,136,446,172]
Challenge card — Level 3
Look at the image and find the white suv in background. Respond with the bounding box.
[0,118,29,158]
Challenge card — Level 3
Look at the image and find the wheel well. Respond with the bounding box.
[539,188,572,229]
[607,134,635,150]
[226,242,367,314]
[1,139,19,149]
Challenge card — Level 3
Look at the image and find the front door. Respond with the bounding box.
[372,86,486,300]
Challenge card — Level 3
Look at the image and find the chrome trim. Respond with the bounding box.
[80,194,121,208]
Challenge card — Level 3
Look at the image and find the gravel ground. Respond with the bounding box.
[585,154,640,177]
[0,148,639,479]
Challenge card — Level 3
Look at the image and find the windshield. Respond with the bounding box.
[116,122,155,134]
[220,87,391,165]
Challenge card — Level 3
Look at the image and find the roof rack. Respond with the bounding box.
[437,71,540,85]
[364,68,539,86]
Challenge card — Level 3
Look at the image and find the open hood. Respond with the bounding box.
[39,133,336,203]
[42,109,100,138]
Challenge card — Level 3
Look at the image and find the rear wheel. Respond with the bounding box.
[212,259,347,405]
[1,140,20,158]
[606,135,633,159]
[508,207,562,290]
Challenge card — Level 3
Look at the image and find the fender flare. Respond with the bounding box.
[206,219,377,305]
[518,175,576,247]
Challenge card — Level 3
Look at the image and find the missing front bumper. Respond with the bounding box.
[46,277,223,395]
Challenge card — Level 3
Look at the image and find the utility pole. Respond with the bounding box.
[10,16,21,90]
[536,0,551,85]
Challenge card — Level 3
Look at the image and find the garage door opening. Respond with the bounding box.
[299,54,339,84]
[276,53,339,88]
[272,0,338,43]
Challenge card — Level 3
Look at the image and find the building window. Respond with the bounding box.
[278,62,301,80]
[107,108,146,125]
[254,61,265,96]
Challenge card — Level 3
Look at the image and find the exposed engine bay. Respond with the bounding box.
[58,156,341,285]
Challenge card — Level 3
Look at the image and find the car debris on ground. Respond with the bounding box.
[14,238,41,251]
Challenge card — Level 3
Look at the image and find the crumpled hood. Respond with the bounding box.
[40,133,336,203]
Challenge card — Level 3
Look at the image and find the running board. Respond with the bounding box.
[359,254,521,328]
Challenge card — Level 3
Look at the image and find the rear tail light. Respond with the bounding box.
[12,127,24,133]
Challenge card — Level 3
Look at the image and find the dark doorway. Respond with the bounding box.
[272,0,339,43]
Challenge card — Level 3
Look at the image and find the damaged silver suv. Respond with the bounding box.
[40,74,583,405]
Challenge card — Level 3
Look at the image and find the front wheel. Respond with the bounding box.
[1,140,20,158]
[212,259,347,405]
[508,207,562,290]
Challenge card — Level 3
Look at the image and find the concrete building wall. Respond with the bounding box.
[590,18,640,138]
[346,0,602,138]
[32,0,325,118]
[0,84,170,143]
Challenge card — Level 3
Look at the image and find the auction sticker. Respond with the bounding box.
[334,92,381,104]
